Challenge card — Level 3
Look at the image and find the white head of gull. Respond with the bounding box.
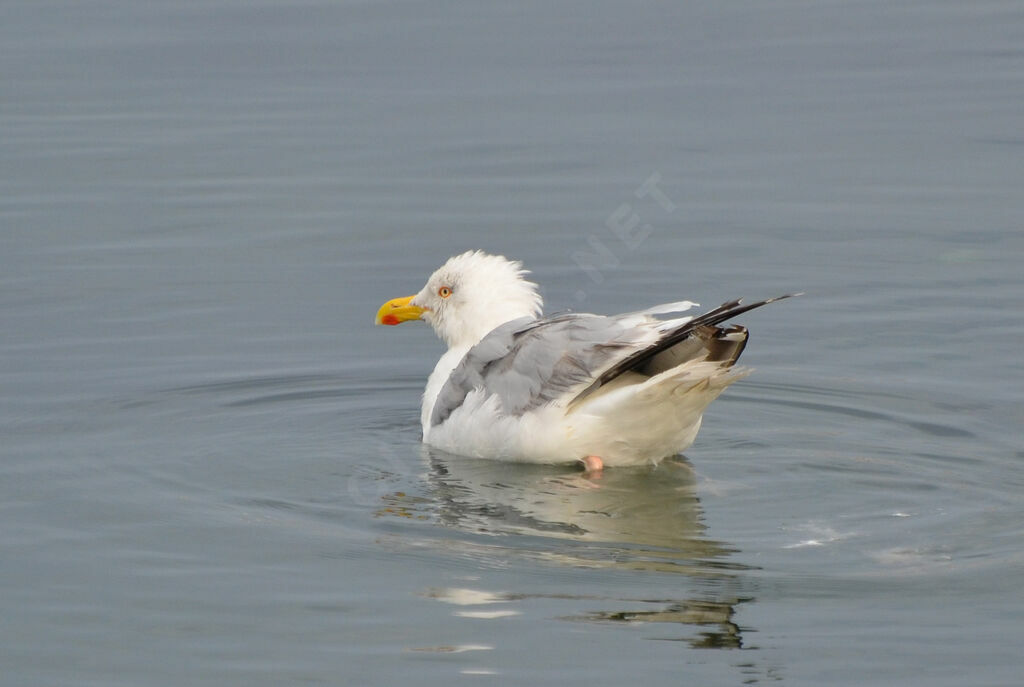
[376,250,796,471]
[412,250,541,349]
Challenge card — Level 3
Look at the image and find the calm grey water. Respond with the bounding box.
[3,2,1023,685]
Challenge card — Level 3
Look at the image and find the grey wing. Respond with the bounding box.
[429,313,648,428]
[428,295,800,428]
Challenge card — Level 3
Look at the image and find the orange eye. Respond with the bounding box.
[438,286,453,298]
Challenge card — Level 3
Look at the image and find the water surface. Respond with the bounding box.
[2,2,1023,685]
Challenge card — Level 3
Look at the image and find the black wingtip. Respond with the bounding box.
[692,292,802,327]
[572,292,802,403]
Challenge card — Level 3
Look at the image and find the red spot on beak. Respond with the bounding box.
[380,314,400,326]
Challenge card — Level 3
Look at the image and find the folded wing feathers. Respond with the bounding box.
[431,294,799,428]
[567,293,799,407]
[636,300,699,316]
[431,314,642,427]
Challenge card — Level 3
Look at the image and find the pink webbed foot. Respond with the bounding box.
[579,455,604,474]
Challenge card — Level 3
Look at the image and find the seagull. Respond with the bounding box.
[375,250,796,471]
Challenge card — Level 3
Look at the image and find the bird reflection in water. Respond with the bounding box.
[376,448,755,651]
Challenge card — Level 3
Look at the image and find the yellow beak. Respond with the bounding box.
[375,295,425,325]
